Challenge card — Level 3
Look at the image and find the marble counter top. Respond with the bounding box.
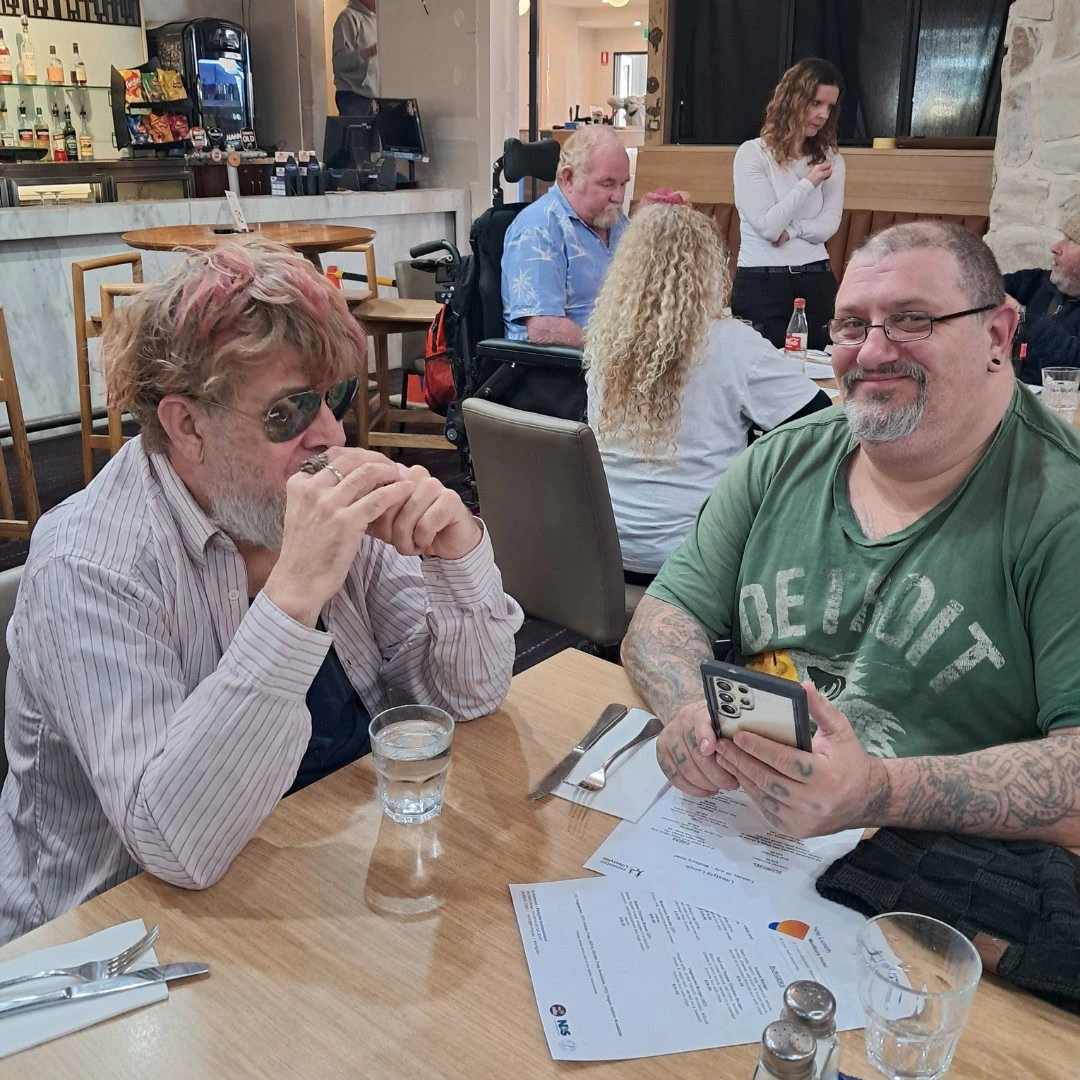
[0,188,470,244]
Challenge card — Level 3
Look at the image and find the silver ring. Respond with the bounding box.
[325,464,346,483]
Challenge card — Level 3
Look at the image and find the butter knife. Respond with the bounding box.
[528,703,628,800]
[0,962,210,1018]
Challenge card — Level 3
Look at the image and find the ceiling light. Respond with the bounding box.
[519,0,529,13]
[608,0,632,7]
[633,19,642,25]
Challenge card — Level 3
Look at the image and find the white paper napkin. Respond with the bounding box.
[805,360,835,379]
[0,919,165,1059]
[554,708,669,821]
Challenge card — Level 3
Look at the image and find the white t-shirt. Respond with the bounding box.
[733,138,846,268]
[588,318,822,574]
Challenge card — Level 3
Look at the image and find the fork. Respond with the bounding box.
[577,716,663,792]
[0,924,159,993]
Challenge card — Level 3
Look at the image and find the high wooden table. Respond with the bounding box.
[121,223,376,271]
[2,650,1077,1077]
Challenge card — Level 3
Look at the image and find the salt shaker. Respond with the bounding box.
[751,1019,817,1080]
[781,981,839,1080]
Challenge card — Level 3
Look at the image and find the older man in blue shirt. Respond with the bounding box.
[502,126,631,347]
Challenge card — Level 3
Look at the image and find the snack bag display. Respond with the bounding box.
[126,115,150,145]
[119,68,144,104]
[141,70,164,102]
[159,69,186,101]
[147,112,173,143]
[167,113,191,140]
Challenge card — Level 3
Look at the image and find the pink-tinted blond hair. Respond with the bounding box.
[103,237,367,453]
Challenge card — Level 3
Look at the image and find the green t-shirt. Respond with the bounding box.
[649,384,1080,759]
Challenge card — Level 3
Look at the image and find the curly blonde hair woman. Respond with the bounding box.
[732,58,845,351]
[585,190,829,580]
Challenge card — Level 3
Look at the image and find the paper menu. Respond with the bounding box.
[510,875,863,1061]
[585,787,864,920]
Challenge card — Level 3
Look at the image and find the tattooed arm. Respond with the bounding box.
[621,595,739,796]
[716,682,1080,845]
[878,731,1080,845]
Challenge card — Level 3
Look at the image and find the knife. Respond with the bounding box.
[528,703,628,800]
[0,962,210,1018]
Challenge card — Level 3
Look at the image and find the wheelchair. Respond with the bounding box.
[406,137,587,450]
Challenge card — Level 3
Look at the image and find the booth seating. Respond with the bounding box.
[684,204,990,283]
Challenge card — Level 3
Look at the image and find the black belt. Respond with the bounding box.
[738,261,832,275]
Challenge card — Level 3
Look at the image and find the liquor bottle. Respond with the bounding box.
[77,107,94,159]
[785,298,809,362]
[18,15,37,85]
[34,106,49,150]
[0,29,13,84]
[17,101,33,147]
[63,105,78,160]
[71,42,87,87]
[0,102,15,148]
[46,44,64,85]
[50,103,67,160]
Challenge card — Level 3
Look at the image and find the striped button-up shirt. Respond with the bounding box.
[0,439,523,944]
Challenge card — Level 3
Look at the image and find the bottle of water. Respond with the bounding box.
[751,1020,816,1080]
[781,981,839,1080]
[785,298,808,362]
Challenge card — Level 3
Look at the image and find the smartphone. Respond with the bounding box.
[701,659,812,752]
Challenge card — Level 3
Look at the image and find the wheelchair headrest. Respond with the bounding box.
[501,138,561,184]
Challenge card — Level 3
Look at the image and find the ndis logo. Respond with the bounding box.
[549,1004,571,1036]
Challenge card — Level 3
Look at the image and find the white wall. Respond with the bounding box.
[143,1,244,27]
[580,27,646,111]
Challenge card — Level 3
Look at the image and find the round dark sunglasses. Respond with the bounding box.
[196,377,360,443]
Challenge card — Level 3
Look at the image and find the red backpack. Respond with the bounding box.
[422,305,457,413]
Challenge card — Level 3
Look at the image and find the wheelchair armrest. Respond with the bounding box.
[475,337,583,370]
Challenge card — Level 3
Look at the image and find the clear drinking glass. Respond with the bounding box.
[369,705,455,824]
[1041,367,1080,422]
[856,912,982,1080]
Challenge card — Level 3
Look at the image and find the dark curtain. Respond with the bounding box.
[911,0,1011,136]
[669,0,1010,144]
[671,0,787,144]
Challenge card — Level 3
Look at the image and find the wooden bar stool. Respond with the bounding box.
[72,254,143,485]
[0,306,41,540]
[98,283,147,459]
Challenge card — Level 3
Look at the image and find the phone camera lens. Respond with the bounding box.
[719,692,734,703]
[740,697,752,707]
[720,704,738,716]
[718,680,732,692]
[737,684,750,694]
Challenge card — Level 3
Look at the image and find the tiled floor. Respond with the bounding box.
[0,432,588,673]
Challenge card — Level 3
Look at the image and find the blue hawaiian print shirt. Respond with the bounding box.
[500,184,629,340]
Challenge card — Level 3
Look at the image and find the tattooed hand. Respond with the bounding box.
[656,702,739,796]
[715,681,888,837]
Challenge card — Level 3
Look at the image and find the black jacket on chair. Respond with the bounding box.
[1005,268,1080,383]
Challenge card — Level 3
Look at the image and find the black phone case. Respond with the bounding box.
[700,659,812,752]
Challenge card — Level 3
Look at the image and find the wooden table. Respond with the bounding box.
[121,223,376,271]
[348,296,452,451]
[2,650,1077,1077]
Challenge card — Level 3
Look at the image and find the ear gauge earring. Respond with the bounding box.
[991,357,1003,366]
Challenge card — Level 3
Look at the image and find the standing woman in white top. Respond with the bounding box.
[585,190,830,582]
[732,58,845,350]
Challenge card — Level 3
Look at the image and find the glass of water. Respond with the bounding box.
[1041,367,1080,422]
[856,912,981,1080]
[369,705,455,824]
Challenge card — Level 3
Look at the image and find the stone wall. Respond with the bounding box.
[987,0,1080,272]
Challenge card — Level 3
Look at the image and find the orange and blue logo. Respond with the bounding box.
[769,919,811,940]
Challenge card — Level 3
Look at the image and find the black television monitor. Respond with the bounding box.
[374,98,428,162]
[324,115,376,169]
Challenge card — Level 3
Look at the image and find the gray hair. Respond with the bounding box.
[558,126,626,186]
[852,221,1005,309]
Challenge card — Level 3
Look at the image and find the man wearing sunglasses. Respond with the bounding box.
[0,240,523,944]
[622,221,1080,848]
